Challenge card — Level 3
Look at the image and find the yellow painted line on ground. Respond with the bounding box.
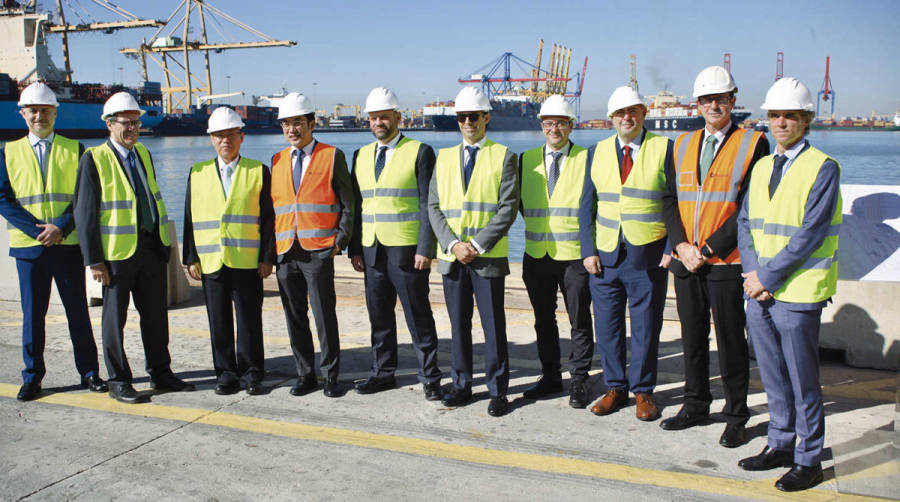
[0,383,885,502]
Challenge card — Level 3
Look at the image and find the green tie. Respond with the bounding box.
[699,135,717,183]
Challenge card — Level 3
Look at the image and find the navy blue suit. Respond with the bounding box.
[579,132,673,395]
[0,142,99,385]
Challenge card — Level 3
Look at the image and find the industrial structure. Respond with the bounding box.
[817,56,835,119]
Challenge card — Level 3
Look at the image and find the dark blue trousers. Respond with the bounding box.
[589,263,667,394]
[746,299,825,467]
[17,245,99,384]
[363,249,440,384]
[442,264,509,396]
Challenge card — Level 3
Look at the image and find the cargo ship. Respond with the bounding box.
[643,90,751,131]
[424,93,541,131]
[0,2,163,141]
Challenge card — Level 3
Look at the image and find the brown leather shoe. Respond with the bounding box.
[590,388,627,416]
[634,393,659,421]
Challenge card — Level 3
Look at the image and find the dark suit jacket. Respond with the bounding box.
[73,139,171,271]
[661,124,770,279]
[182,156,276,276]
[427,140,519,278]
[579,129,674,270]
[348,135,437,267]
[0,137,84,259]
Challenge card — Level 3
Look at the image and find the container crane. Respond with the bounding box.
[723,53,731,73]
[628,55,638,92]
[119,0,296,113]
[817,56,835,119]
[776,51,784,81]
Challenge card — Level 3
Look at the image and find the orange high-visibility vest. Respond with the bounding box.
[672,128,762,265]
[271,142,339,253]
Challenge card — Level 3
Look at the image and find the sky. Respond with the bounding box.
[37,0,900,120]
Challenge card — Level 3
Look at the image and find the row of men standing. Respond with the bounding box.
[1,66,839,492]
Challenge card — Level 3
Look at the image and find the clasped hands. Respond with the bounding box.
[741,270,772,301]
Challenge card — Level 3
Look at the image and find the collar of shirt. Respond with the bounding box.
[291,139,316,160]
[462,137,486,165]
[544,141,571,168]
[617,129,644,162]
[778,138,808,173]
[218,155,240,176]
[700,122,729,160]
[28,131,54,148]
[109,139,135,161]
[376,132,402,150]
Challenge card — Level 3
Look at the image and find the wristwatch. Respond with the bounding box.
[701,245,714,258]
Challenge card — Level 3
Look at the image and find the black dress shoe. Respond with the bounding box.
[150,373,196,392]
[487,395,508,417]
[215,382,240,395]
[17,382,41,401]
[289,374,318,396]
[659,407,709,430]
[719,423,747,448]
[109,382,149,404]
[354,376,396,395]
[738,446,794,471]
[246,381,266,396]
[81,375,108,393]
[323,378,340,398]
[522,377,563,399]
[569,379,589,409]
[423,381,443,401]
[441,387,473,407]
[775,463,823,492]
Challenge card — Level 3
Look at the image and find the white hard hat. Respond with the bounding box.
[102,91,144,120]
[760,77,814,111]
[607,86,644,118]
[693,66,737,98]
[364,86,400,113]
[277,92,315,120]
[453,86,492,113]
[207,106,245,133]
[18,82,59,107]
[538,95,575,120]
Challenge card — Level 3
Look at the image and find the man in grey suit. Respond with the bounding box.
[427,86,519,417]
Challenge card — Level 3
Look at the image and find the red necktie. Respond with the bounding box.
[621,145,633,183]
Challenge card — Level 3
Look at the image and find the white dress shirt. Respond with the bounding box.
[218,155,240,198]
[291,140,317,186]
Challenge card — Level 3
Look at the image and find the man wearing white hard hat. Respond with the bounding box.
[658,67,769,447]
[74,91,194,404]
[182,106,275,396]
[427,86,519,417]
[0,82,105,401]
[517,95,593,409]
[270,92,353,398]
[348,87,442,400]
[735,78,841,492]
[579,86,673,421]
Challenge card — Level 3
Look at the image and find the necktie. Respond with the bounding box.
[36,140,48,184]
[293,149,305,194]
[223,162,234,198]
[127,151,154,234]
[547,152,562,198]
[374,146,387,181]
[621,145,633,183]
[769,154,787,198]
[699,135,718,183]
[464,146,478,190]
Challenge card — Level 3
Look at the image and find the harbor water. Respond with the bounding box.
[26,129,900,262]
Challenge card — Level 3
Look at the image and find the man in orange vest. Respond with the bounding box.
[659,67,768,446]
[270,93,354,398]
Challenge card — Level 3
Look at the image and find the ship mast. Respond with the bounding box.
[119,0,296,113]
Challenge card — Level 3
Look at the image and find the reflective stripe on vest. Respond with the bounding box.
[190,157,263,273]
[747,146,842,302]
[590,132,669,252]
[271,142,339,253]
[520,144,587,260]
[673,128,761,265]
[4,135,81,247]
[434,140,508,262]
[88,142,170,261]
[356,136,422,247]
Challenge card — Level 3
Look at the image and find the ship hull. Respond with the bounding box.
[644,111,751,131]
[1,101,164,141]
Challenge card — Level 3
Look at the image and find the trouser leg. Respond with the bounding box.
[231,267,264,383]
[589,268,628,390]
[522,254,562,379]
[443,265,473,391]
[364,255,399,378]
[390,261,441,384]
[673,273,712,413]
[129,247,171,379]
[202,270,238,384]
[561,259,593,379]
[102,259,136,384]
[276,260,315,377]
[622,265,667,394]
[17,256,50,384]
[708,277,749,424]
[302,252,340,380]
[471,269,508,397]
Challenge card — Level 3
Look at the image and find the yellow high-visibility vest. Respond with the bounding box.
[356,137,422,247]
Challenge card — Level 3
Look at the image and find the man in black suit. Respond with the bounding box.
[349,87,442,401]
[73,92,194,404]
[660,66,769,447]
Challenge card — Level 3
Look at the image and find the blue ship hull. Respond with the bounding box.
[1,101,163,141]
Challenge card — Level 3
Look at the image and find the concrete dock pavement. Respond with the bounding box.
[0,260,897,501]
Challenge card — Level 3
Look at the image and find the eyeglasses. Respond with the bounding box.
[541,119,570,129]
[110,119,142,128]
[211,130,242,139]
[281,119,310,129]
[698,95,733,106]
[457,112,483,123]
